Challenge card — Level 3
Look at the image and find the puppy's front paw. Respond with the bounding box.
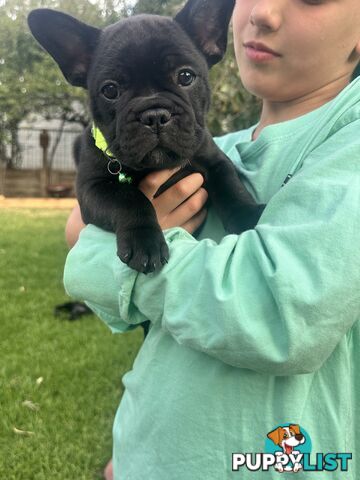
[224,204,266,234]
[117,227,169,274]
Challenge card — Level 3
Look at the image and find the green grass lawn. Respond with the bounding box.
[0,208,143,480]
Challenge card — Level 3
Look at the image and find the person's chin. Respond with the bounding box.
[240,70,286,102]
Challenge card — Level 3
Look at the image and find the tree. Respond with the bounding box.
[134,0,182,16]
[0,0,128,166]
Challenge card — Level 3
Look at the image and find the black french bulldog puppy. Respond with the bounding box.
[28,0,265,274]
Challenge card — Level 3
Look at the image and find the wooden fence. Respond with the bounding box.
[2,168,76,198]
[1,126,79,198]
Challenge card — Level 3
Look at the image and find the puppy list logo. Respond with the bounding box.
[232,423,352,473]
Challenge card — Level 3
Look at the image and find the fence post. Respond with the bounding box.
[39,129,50,197]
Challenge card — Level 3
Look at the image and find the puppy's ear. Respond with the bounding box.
[174,0,235,68]
[28,9,101,88]
[289,424,301,435]
[267,427,282,446]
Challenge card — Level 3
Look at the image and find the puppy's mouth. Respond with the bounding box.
[110,102,199,170]
[284,444,293,455]
[115,134,189,170]
[138,147,182,170]
[109,137,184,170]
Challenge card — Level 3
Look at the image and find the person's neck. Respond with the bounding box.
[252,76,352,141]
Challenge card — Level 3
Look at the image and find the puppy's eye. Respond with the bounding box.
[177,69,196,87]
[101,82,120,100]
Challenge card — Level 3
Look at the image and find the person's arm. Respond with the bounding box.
[65,203,86,248]
[63,170,208,332]
[64,125,360,375]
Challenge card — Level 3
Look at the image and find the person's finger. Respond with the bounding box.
[152,173,205,218]
[181,208,208,235]
[138,167,181,199]
[159,187,208,228]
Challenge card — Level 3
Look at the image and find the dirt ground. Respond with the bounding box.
[0,195,77,209]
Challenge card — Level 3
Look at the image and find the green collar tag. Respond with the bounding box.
[91,123,133,184]
[118,172,133,184]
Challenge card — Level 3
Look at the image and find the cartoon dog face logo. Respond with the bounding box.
[267,424,306,473]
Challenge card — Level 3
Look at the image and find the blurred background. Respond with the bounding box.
[0,1,259,479]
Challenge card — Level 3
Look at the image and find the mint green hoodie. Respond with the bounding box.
[64,78,360,479]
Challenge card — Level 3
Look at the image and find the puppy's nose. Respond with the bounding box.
[140,108,171,131]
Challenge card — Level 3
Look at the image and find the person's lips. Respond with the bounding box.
[243,41,281,62]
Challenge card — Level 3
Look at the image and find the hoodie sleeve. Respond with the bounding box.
[64,122,360,375]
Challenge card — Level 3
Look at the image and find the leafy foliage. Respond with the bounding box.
[0,0,123,165]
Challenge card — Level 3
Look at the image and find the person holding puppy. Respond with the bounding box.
[65,0,360,479]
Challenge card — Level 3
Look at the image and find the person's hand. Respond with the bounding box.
[65,168,208,247]
[138,168,208,234]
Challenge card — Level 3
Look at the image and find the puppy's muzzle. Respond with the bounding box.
[139,108,172,133]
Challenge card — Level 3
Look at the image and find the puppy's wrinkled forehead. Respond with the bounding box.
[89,15,207,87]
